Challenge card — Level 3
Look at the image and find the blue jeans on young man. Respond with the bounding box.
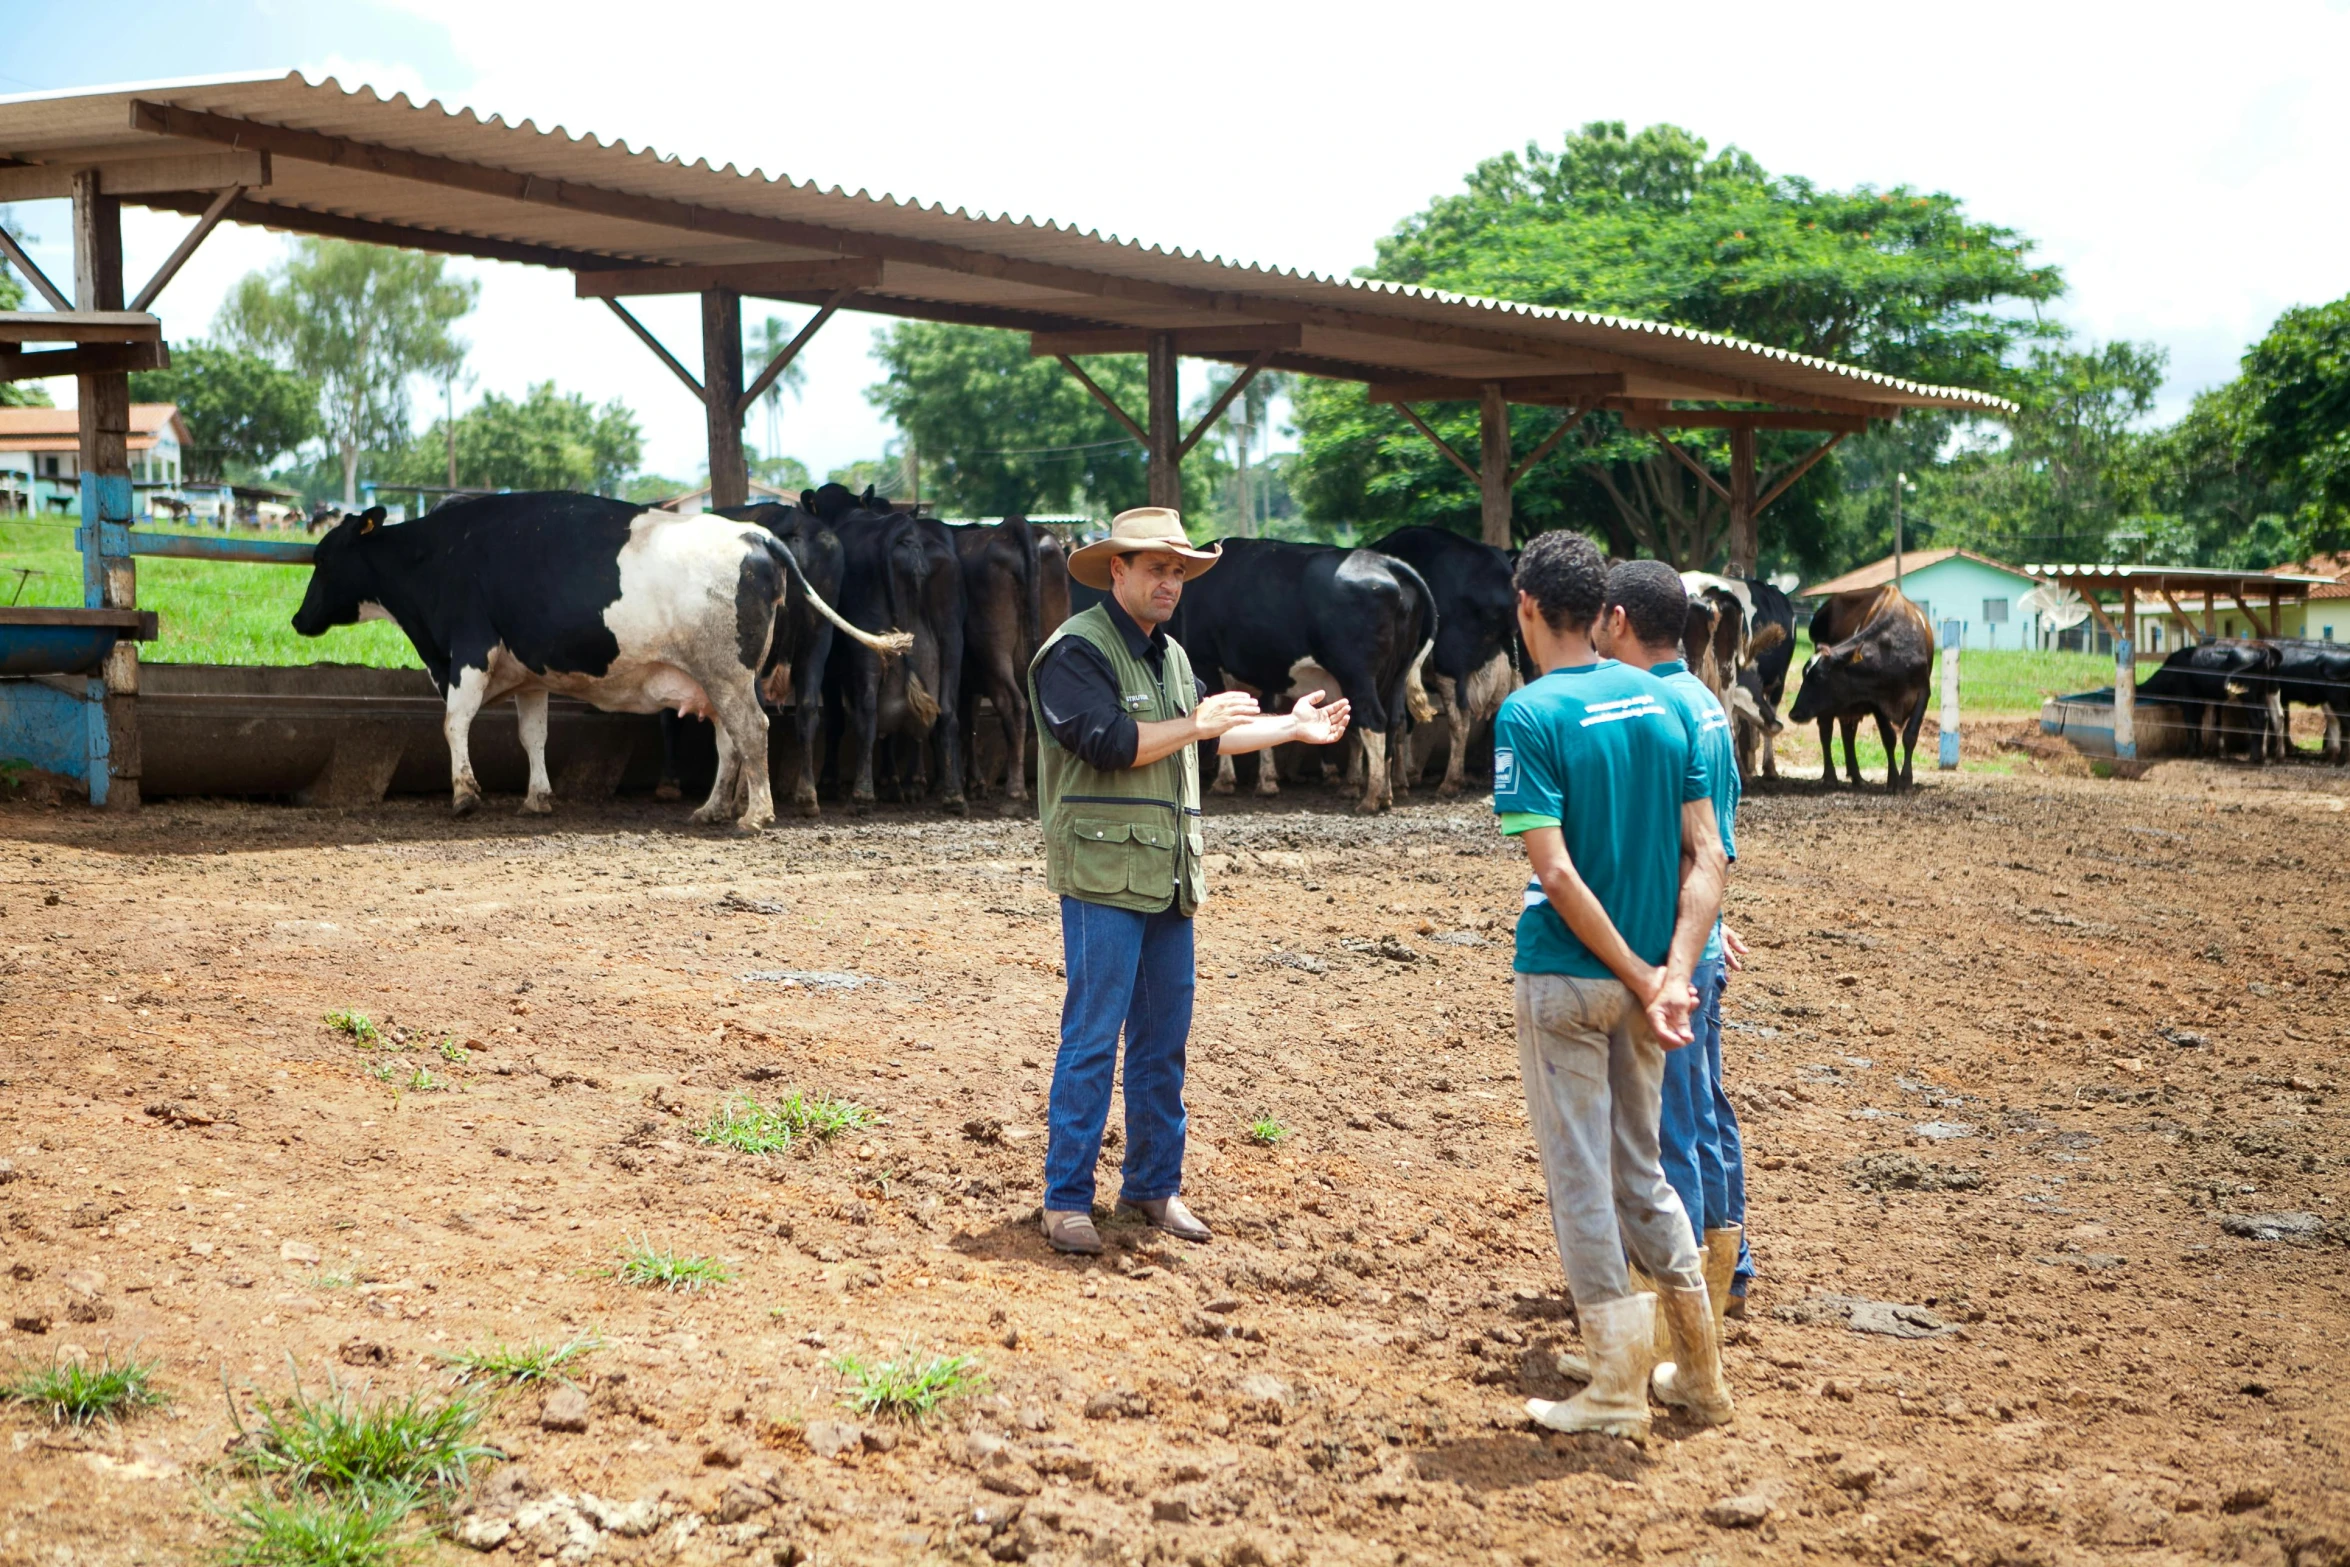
[1042,896,1195,1214]
[1657,957,1754,1294]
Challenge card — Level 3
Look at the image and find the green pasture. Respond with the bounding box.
[0,517,420,668]
[1789,631,2112,717]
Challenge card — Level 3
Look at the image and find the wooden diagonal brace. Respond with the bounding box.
[1754,431,1848,516]
[1176,348,1275,461]
[1055,355,1149,446]
[129,185,243,313]
[1392,403,1480,484]
[0,226,70,311]
[1655,434,1732,503]
[1508,405,1591,487]
[736,288,850,421]
[601,297,703,402]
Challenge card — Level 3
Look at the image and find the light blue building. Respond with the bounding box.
[1800,548,2043,652]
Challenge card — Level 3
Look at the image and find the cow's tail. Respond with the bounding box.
[758,534,913,658]
[1386,557,1441,726]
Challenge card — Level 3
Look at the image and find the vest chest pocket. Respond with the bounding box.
[1067,816,1179,901]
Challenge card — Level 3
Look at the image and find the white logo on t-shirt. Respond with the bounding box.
[1492,747,1515,795]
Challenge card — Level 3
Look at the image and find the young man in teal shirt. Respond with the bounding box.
[1492,531,1733,1440]
[1597,559,1752,1332]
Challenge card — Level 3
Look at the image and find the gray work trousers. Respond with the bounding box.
[1515,971,1705,1311]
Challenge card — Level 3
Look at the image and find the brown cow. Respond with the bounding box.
[956,516,1045,805]
[1788,585,1934,789]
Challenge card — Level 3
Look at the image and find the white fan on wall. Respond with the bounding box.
[2019,582,2090,632]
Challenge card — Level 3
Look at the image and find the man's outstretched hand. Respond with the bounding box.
[1289,690,1352,746]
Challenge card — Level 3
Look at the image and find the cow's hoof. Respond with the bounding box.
[520,793,554,816]
[1354,799,1384,815]
[452,791,481,818]
[794,799,821,819]
[689,804,729,826]
[849,797,874,817]
[653,781,682,802]
[1210,778,1235,796]
[941,796,968,818]
[734,814,775,835]
[1437,780,1464,797]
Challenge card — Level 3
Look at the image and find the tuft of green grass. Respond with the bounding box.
[435,1039,466,1064]
[694,1090,874,1154]
[614,1238,733,1293]
[363,1061,397,1084]
[324,1011,380,1046]
[1244,1114,1290,1146]
[402,1070,448,1093]
[215,1488,423,1567]
[230,1373,494,1501]
[441,1333,603,1387]
[831,1347,984,1422]
[1,1351,167,1425]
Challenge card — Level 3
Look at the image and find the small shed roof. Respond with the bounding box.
[0,402,188,452]
[1799,547,2034,599]
[0,72,2013,421]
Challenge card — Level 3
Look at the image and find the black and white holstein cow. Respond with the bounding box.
[1367,526,1519,795]
[1165,538,1436,814]
[291,492,904,830]
[1681,571,1794,781]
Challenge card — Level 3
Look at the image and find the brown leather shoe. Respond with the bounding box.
[1118,1194,1210,1243]
[1041,1209,1103,1256]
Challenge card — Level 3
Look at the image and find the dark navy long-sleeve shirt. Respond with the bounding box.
[1032,598,1204,771]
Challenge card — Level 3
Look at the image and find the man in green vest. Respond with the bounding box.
[1028,507,1352,1256]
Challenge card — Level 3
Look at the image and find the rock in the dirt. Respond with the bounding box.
[539,1384,591,1433]
[339,1339,393,1367]
[1774,1294,1960,1339]
[1152,1498,1193,1523]
[2220,1211,2325,1242]
[1705,1493,1772,1529]
[702,1433,747,1467]
[451,1514,512,1551]
[713,1481,770,1524]
[1830,1457,1879,1494]
[58,1267,103,1299]
[979,1464,1042,1498]
[803,1418,864,1458]
[861,1426,899,1454]
[10,1312,51,1334]
[512,1497,600,1563]
[1235,1373,1292,1404]
[577,1494,664,1537]
[278,1239,322,1265]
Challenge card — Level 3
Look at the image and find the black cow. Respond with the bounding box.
[2269,641,2350,763]
[289,491,898,830]
[811,484,966,812]
[1166,538,1436,814]
[1367,525,1518,795]
[1788,584,1934,789]
[2136,641,2282,761]
[955,516,1044,804]
[718,502,847,813]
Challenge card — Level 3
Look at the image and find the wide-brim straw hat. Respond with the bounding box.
[1066,507,1221,590]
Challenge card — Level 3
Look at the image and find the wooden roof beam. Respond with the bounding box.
[137,189,639,272]
[1028,324,1300,358]
[1619,408,1871,434]
[574,257,883,299]
[1368,373,1624,406]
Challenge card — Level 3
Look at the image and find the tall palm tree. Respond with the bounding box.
[745,315,810,484]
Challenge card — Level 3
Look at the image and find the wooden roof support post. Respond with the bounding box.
[2160,587,2197,643]
[1147,331,1180,510]
[1478,382,1512,549]
[1727,426,1759,578]
[701,287,747,510]
[73,169,138,809]
[2114,582,2137,761]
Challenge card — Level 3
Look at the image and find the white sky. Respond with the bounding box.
[9,0,2348,486]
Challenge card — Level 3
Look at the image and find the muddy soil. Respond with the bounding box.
[2,747,2347,1567]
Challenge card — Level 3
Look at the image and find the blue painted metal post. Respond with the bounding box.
[74,167,138,807]
[1938,618,1961,770]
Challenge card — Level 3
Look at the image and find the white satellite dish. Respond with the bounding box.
[2019,582,2090,631]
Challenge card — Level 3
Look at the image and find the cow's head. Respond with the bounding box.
[290,506,387,637]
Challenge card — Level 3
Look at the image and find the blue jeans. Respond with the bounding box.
[1658,957,1754,1293]
[1043,896,1195,1213]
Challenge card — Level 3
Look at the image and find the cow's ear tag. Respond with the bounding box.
[360,505,386,534]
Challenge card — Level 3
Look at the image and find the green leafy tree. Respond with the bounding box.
[0,227,51,408]
[2239,293,2350,539]
[1294,121,2062,565]
[130,342,320,479]
[220,239,477,507]
[867,323,1220,518]
[1910,341,2166,564]
[748,448,811,493]
[379,382,641,494]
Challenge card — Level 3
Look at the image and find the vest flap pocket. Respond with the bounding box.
[1071,818,1139,845]
[1129,822,1176,851]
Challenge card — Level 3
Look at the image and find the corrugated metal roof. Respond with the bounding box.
[0,72,2015,418]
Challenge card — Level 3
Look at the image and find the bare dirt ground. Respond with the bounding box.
[3,735,2347,1567]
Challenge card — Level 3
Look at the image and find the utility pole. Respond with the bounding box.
[1893,469,1906,596]
[1233,410,1253,538]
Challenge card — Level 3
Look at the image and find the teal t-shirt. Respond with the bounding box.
[1651,660,1739,965]
[1492,659,1707,978]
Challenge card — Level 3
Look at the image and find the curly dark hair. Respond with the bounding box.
[1604,559,1690,649]
[1513,529,1607,632]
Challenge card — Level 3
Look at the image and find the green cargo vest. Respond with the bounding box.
[1029,603,1206,917]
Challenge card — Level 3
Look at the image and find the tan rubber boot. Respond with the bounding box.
[1650,1284,1735,1426]
[1701,1226,1742,1331]
[1559,1262,1677,1382]
[1526,1293,1656,1440]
